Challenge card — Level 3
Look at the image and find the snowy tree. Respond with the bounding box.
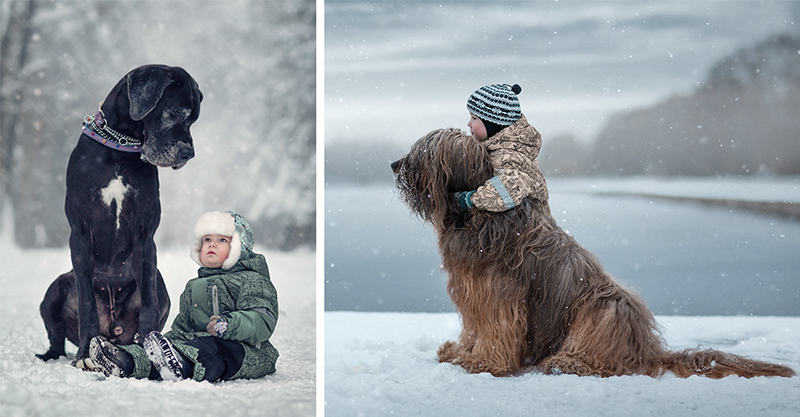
[1,0,110,247]
[0,0,36,229]
[0,0,316,250]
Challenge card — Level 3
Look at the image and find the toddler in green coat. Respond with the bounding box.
[88,211,279,382]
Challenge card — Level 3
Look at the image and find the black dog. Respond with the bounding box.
[36,65,202,368]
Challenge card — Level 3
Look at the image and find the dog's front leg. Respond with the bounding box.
[441,269,528,376]
[135,240,160,342]
[69,229,99,367]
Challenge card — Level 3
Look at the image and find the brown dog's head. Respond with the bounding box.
[391,128,493,228]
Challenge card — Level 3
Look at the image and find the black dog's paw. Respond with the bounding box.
[70,354,90,369]
[35,350,65,361]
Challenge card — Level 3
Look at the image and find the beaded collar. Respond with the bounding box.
[81,109,142,153]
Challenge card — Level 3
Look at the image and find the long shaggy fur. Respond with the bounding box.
[392,128,795,378]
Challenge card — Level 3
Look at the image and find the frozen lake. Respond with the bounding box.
[324,177,800,316]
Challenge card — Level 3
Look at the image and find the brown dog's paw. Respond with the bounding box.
[437,341,516,376]
[539,355,593,376]
[460,359,513,377]
[436,341,458,363]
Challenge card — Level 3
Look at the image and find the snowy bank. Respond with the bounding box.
[325,312,799,417]
[0,243,315,417]
[549,176,800,204]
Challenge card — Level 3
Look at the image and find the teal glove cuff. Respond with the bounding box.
[459,190,476,210]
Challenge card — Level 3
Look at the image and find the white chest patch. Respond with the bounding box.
[101,176,130,230]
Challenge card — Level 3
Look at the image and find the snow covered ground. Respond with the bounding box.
[325,312,799,417]
[0,233,315,417]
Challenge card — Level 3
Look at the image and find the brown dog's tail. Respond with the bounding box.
[658,348,795,378]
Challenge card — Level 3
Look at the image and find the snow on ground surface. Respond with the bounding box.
[325,312,799,417]
[0,238,315,417]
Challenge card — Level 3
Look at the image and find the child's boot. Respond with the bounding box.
[88,336,134,377]
[143,331,191,381]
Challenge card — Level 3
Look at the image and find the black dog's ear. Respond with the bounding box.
[127,66,174,121]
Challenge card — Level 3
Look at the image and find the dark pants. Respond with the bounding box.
[186,337,245,382]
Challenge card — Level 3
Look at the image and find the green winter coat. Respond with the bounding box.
[121,253,279,381]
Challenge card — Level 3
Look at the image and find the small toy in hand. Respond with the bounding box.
[213,317,228,337]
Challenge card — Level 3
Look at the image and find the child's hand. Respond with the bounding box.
[207,315,228,337]
[450,191,474,214]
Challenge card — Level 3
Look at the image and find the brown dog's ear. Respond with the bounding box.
[127,66,174,121]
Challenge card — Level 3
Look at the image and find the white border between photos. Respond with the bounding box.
[315,0,325,414]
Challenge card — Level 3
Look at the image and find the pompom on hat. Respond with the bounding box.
[467,83,523,127]
[190,211,255,270]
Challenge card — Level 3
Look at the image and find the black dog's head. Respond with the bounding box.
[102,64,203,169]
[391,128,493,227]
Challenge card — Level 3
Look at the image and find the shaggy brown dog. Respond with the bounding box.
[391,128,795,378]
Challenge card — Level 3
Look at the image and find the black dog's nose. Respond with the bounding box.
[179,144,195,161]
[390,159,400,172]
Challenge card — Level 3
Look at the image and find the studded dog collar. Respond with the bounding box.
[82,109,143,153]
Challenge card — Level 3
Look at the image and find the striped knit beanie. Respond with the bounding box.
[467,84,522,126]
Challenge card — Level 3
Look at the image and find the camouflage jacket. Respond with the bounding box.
[470,114,551,215]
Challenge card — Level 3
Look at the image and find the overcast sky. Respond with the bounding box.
[325,0,799,146]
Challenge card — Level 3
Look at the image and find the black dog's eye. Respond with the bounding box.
[166,110,183,122]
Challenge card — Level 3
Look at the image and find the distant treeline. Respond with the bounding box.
[589,34,800,177]
[328,34,800,184]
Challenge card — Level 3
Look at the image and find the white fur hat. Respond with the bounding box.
[190,211,254,269]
